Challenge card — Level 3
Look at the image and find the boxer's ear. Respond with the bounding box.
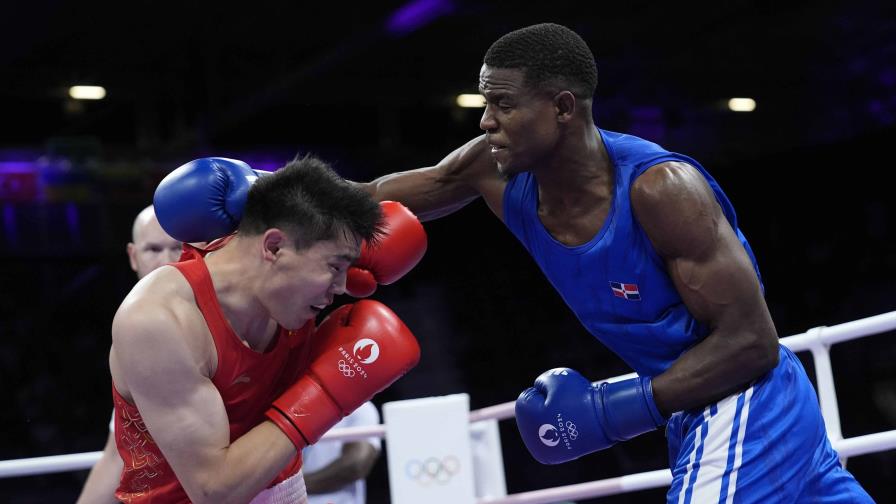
[554,90,576,123]
[262,229,288,260]
[126,242,138,273]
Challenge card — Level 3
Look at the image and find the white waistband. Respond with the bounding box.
[249,469,307,504]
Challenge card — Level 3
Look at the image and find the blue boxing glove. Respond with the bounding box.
[515,368,666,464]
[153,157,266,243]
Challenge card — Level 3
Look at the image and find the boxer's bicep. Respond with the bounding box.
[633,163,765,327]
[112,306,230,500]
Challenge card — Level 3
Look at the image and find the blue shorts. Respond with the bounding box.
[665,346,872,503]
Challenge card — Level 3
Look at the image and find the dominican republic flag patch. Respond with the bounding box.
[610,281,641,301]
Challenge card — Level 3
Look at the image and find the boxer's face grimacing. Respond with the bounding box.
[261,232,360,330]
[478,64,561,177]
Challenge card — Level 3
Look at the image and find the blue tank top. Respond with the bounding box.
[503,129,762,376]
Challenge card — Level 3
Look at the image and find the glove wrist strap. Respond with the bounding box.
[598,376,667,442]
[269,374,343,446]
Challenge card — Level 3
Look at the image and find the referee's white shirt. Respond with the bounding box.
[303,401,381,504]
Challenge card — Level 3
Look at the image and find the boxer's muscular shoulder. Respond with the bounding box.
[113,266,214,376]
[119,266,194,322]
[631,162,719,258]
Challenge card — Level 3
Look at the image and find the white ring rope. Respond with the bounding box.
[3,311,895,503]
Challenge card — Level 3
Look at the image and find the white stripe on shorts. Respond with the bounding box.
[724,386,754,504]
[675,386,755,504]
[677,407,711,504]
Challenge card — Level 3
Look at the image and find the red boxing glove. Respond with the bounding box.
[266,300,420,448]
[346,201,427,297]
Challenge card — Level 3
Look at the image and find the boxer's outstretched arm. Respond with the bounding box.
[112,298,295,504]
[632,162,779,415]
[357,135,505,221]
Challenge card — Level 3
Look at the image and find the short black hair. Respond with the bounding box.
[484,23,597,99]
[240,155,384,249]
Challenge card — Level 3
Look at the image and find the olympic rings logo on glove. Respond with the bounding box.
[566,420,579,440]
[337,360,355,378]
[404,456,460,485]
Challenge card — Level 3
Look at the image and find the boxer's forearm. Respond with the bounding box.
[179,422,296,504]
[352,137,488,222]
[353,172,478,222]
[651,327,779,415]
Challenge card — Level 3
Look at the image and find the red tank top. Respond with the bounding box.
[113,241,313,503]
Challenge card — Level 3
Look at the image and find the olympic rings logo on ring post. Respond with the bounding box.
[404,456,460,485]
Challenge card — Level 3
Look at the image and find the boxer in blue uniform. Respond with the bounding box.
[356,23,872,503]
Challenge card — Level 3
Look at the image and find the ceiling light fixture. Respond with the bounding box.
[456,94,486,108]
[69,86,106,100]
[728,97,756,112]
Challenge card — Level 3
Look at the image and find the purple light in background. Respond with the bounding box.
[0,149,40,163]
[0,161,37,174]
[867,99,894,125]
[66,202,83,248]
[386,0,453,36]
[628,106,666,142]
[3,203,18,248]
[242,159,284,172]
[0,162,42,202]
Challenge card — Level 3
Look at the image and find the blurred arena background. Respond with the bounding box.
[1,1,894,502]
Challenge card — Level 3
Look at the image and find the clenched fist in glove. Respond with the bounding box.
[515,367,666,464]
[153,157,269,243]
[345,201,427,298]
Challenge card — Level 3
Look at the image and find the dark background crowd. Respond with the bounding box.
[1,1,894,502]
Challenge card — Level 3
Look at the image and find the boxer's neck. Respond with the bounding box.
[203,237,278,352]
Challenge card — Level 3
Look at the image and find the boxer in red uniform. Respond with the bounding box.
[109,156,426,503]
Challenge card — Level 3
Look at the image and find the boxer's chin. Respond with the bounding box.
[283,310,313,331]
[495,159,524,180]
